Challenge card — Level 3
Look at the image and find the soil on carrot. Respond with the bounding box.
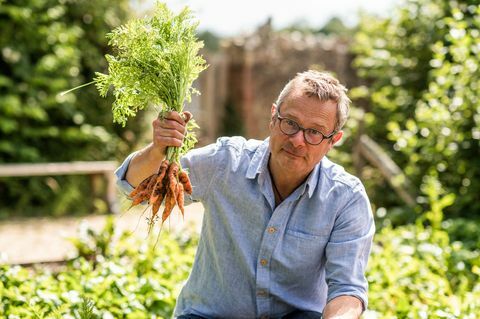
[129,160,193,233]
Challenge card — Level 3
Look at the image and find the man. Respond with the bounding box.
[115,70,375,319]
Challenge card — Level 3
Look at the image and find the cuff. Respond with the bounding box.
[114,151,139,196]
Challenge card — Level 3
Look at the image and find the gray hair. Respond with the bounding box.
[275,70,351,132]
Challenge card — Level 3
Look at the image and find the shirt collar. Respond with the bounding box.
[287,160,322,201]
[246,138,270,180]
[245,137,322,199]
[305,160,321,198]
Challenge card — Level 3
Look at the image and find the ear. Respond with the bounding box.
[269,103,277,129]
[329,130,343,148]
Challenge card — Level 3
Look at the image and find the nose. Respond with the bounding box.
[289,129,306,147]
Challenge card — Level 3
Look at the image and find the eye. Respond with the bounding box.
[306,128,322,136]
[285,119,297,127]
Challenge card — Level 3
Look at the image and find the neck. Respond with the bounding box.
[270,171,284,204]
[268,159,308,205]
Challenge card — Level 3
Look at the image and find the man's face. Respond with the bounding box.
[268,91,343,180]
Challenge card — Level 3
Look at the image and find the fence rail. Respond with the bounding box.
[0,161,119,214]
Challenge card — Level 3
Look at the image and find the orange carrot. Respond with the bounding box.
[149,179,166,205]
[178,170,192,195]
[161,186,177,224]
[178,170,188,182]
[176,183,185,218]
[157,159,169,179]
[148,159,169,204]
[167,162,179,195]
[129,175,153,198]
[148,198,162,234]
[145,173,159,193]
[128,160,191,233]
[129,191,149,209]
[129,159,168,198]
[151,193,163,217]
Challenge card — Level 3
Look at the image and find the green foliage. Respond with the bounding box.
[0,217,478,318]
[0,0,145,218]
[94,1,207,164]
[95,2,205,124]
[279,16,354,38]
[317,17,354,38]
[79,297,96,319]
[221,99,245,137]
[197,30,221,52]
[352,0,480,219]
[366,221,480,318]
[0,218,198,318]
[0,175,99,220]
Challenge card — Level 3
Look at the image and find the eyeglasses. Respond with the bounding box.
[275,111,336,145]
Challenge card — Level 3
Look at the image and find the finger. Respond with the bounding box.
[154,126,185,141]
[153,133,184,148]
[151,119,185,150]
[153,117,187,135]
[162,111,186,126]
[182,111,193,123]
[154,137,184,148]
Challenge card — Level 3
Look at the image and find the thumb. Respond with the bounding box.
[182,111,193,123]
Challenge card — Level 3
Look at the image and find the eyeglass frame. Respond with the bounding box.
[273,105,337,145]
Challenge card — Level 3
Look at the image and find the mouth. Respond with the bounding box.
[282,147,304,158]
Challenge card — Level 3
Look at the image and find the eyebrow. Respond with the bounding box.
[280,111,329,132]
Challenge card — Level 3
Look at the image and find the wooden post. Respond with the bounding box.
[358,135,417,207]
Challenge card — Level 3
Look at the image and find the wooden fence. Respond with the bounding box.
[0,161,119,214]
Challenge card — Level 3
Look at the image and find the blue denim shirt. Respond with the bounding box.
[115,137,375,319]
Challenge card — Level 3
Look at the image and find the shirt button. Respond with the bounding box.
[257,289,268,296]
[267,227,276,234]
[260,259,268,266]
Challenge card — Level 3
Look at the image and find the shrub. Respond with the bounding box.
[366,222,480,318]
[0,218,198,318]
[0,0,147,218]
[1,217,479,318]
[351,0,480,219]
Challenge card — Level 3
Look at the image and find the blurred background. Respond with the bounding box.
[0,0,479,318]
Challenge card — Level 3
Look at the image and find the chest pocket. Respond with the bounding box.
[285,228,329,262]
[271,228,330,287]
[272,197,334,274]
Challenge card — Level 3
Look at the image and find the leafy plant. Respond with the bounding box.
[1,217,478,318]
[0,0,141,218]
[81,1,209,229]
[351,0,480,220]
[0,219,199,318]
[79,297,97,319]
[365,221,480,318]
[92,1,207,163]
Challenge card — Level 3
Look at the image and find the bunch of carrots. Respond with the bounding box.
[128,160,192,233]
[63,3,206,233]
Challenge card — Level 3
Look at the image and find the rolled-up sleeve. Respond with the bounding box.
[114,151,139,196]
[325,184,375,310]
[114,138,228,201]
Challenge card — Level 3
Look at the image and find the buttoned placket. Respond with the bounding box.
[255,196,291,318]
[252,146,312,318]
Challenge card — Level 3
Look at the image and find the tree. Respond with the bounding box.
[318,17,353,38]
[352,0,480,220]
[0,0,145,217]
